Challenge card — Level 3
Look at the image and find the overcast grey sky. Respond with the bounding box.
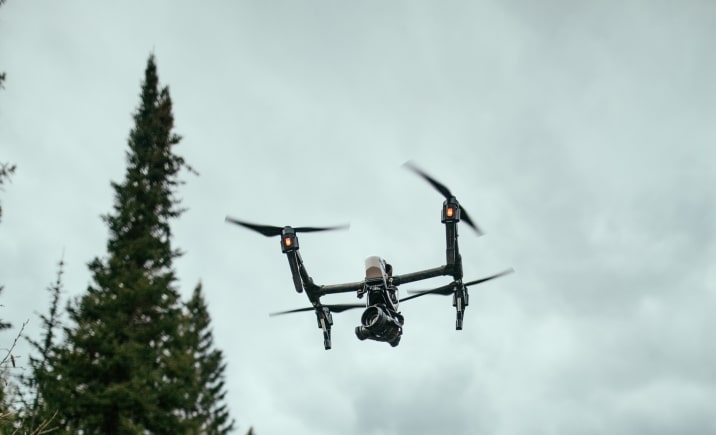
[2,1,715,434]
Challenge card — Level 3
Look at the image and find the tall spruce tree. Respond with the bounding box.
[180,284,234,433]
[37,55,232,433]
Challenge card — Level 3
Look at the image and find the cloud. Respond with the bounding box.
[2,1,716,434]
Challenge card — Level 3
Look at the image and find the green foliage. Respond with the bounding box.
[0,375,16,433]
[34,55,232,433]
[0,319,28,433]
[0,159,18,427]
[19,257,66,432]
[180,284,235,433]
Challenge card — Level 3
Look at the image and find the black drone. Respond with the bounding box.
[226,163,513,350]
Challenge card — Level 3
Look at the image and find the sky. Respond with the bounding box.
[1,1,715,434]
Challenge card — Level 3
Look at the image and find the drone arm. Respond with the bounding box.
[294,250,317,288]
[286,247,322,295]
[317,281,365,296]
[391,265,449,286]
[286,251,303,292]
[286,239,363,297]
[444,220,463,281]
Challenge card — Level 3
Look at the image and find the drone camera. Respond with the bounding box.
[441,198,461,224]
[355,305,402,344]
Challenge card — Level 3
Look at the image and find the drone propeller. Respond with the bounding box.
[225,216,349,237]
[269,303,365,317]
[400,268,514,302]
[403,162,482,235]
[463,268,514,287]
[399,282,456,302]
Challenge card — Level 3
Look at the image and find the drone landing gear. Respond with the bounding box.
[453,286,469,330]
[323,329,332,350]
[316,307,334,350]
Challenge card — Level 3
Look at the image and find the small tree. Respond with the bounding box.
[181,284,235,433]
[20,257,66,431]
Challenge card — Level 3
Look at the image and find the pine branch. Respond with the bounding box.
[1,320,28,368]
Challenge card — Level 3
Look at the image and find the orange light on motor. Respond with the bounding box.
[442,199,460,224]
[281,229,299,253]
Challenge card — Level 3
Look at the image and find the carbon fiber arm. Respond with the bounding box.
[391,265,450,286]
[317,281,365,295]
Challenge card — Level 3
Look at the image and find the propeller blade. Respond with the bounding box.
[225,217,283,237]
[459,206,482,235]
[463,268,514,287]
[226,216,349,237]
[403,162,482,235]
[403,161,453,199]
[325,303,366,313]
[269,303,365,317]
[400,282,457,302]
[293,224,350,233]
[269,307,316,316]
[401,269,514,302]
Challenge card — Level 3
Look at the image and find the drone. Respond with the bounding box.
[226,162,513,350]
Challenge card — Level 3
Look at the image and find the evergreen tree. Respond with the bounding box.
[38,55,217,433]
[180,284,235,433]
[21,257,66,431]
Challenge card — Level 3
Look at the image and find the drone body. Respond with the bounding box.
[226,163,512,350]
